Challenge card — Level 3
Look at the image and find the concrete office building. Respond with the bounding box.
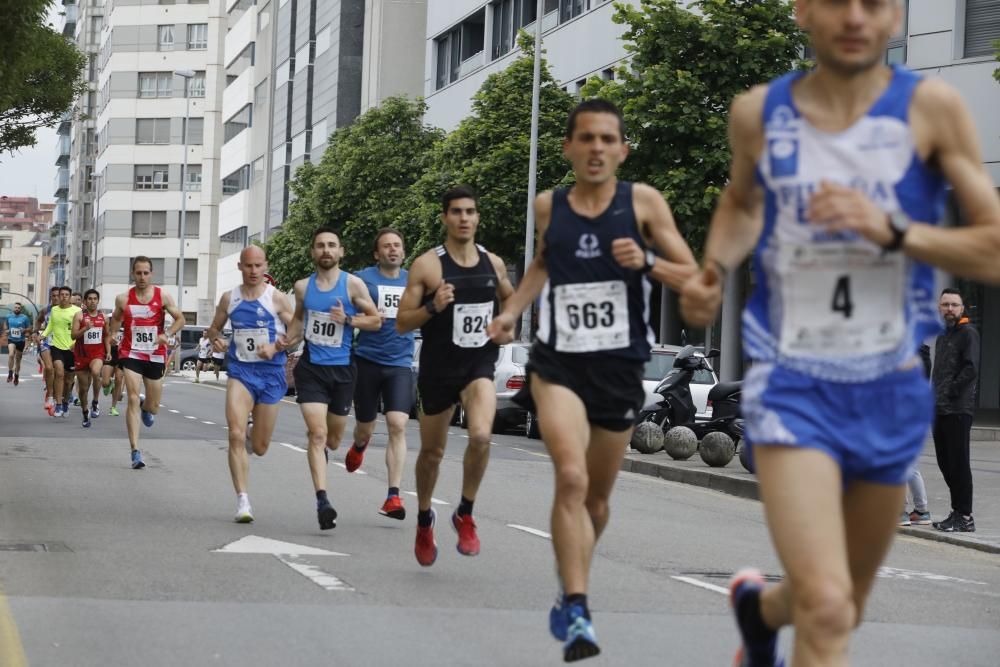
[0,197,53,313]
[214,0,426,298]
[88,0,225,323]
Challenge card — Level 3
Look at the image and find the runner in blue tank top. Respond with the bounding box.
[681,3,1000,666]
[344,228,416,521]
[489,99,697,663]
[283,227,381,530]
[206,246,295,524]
[4,302,33,386]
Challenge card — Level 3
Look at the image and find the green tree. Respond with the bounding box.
[0,0,88,156]
[262,96,444,289]
[583,0,807,254]
[410,33,576,265]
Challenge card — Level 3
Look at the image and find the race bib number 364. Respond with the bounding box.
[554,281,630,353]
[452,302,493,348]
[778,242,905,359]
[306,310,344,347]
[131,326,158,352]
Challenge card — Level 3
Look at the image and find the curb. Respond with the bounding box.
[621,456,1000,556]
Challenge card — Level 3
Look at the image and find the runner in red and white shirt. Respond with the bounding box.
[109,256,186,469]
[71,289,111,428]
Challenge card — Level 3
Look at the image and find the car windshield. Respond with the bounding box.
[511,344,530,365]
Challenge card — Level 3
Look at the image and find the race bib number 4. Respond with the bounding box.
[554,281,630,353]
[306,310,344,347]
[234,327,269,363]
[84,328,103,345]
[131,326,158,352]
[452,302,493,348]
[778,242,905,359]
[377,285,404,319]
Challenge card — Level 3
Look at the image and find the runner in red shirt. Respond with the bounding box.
[109,256,186,469]
[71,289,111,428]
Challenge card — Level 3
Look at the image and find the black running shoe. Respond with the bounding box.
[941,514,975,533]
[317,501,338,530]
[933,511,956,531]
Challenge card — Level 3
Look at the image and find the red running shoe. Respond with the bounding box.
[344,440,368,473]
[451,511,480,556]
[379,495,406,520]
[415,508,438,567]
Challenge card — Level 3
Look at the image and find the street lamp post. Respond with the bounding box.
[519,0,545,343]
[174,69,195,317]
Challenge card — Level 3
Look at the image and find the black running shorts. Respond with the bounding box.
[293,358,356,416]
[417,359,496,417]
[9,340,25,352]
[120,358,166,380]
[354,356,414,422]
[51,347,76,371]
[517,342,645,433]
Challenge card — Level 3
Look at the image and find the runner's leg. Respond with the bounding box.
[225,379,255,494]
[301,403,331,492]
[385,411,409,490]
[90,359,103,405]
[457,377,496,502]
[249,402,280,456]
[52,358,66,406]
[582,425,633,569]
[140,372,164,415]
[41,348,53,401]
[415,409,452,513]
[123,368,144,450]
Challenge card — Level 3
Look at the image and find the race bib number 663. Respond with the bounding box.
[553,280,630,353]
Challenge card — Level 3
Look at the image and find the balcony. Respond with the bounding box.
[54,168,69,197]
[57,111,72,135]
[55,135,71,166]
[61,3,78,37]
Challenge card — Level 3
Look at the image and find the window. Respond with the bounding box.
[27,284,34,298]
[182,211,200,237]
[136,118,171,144]
[220,226,248,257]
[224,104,252,143]
[182,258,197,286]
[602,67,614,81]
[131,211,167,237]
[184,117,204,145]
[0,238,10,249]
[28,261,35,277]
[0,261,10,271]
[254,80,268,111]
[158,24,174,50]
[222,165,250,196]
[228,0,255,29]
[559,0,586,24]
[135,165,169,190]
[185,71,206,98]
[187,24,208,50]
[491,0,536,60]
[965,0,1000,57]
[0,283,9,293]
[139,72,172,98]
[434,10,485,89]
[184,165,202,192]
[885,0,907,64]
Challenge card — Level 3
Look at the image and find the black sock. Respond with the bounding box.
[387,487,400,498]
[316,490,329,506]
[417,509,433,527]
[736,588,776,649]
[353,438,368,452]
[82,408,89,419]
[457,496,474,517]
[564,593,590,620]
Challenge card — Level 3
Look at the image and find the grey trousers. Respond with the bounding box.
[904,466,928,513]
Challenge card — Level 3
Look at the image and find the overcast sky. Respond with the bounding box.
[0,3,72,204]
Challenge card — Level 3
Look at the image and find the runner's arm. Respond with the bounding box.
[70,311,86,340]
[161,293,187,339]
[109,295,125,341]
[104,318,111,358]
[632,184,699,290]
[280,279,307,348]
[345,275,381,332]
[205,293,231,348]
[902,80,1000,283]
[396,254,433,334]
[272,291,295,351]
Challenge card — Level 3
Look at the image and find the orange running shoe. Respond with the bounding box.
[451,511,480,556]
[344,439,368,473]
[379,495,406,520]
[414,509,438,567]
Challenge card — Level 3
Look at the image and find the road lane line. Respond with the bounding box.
[202,420,215,425]
[329,461,367,475]
[185,415,196,420]
[507,524,551,539]
[510,446,549,458]
[279,442,307,453]
[403,491,449,505]
[671,576,728,596]
[0,586,28,667]
[168,409,180,414]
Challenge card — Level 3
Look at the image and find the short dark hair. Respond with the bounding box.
[566,98,626,141]
[49,286,60,294]
[132,255,153,271]
[84,289,100,300]
[311,226,340,245]
[940,287,964,301]
[59,286,71,294]
[13,302,21,307]
[72,292,82,299]
[441,185,478,214]
[372,228,404,253]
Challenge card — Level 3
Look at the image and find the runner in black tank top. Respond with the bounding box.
[397,185,514,568]
[488,100,697,663]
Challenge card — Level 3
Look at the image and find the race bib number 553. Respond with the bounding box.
[377,285,404,319]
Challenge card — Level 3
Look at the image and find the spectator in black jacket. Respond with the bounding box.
[931,288,979,533]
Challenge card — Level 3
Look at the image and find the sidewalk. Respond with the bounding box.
[622,440,1000,555]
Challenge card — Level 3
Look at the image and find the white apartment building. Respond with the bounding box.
[214,0,426,299]
[92,0,224,323]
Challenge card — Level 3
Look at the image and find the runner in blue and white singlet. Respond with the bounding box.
[681,3,1000,666]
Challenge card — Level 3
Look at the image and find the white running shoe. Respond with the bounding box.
[235,497,254,524]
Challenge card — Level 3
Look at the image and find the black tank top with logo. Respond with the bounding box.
[419,244,500,378]
[536,180,654,362]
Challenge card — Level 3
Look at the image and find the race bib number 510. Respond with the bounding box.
[554,281,630,353]
[306,310,344,347]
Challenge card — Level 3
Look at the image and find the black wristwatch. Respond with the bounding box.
[640,249,656,274]
[344,314,353,327]
[882,212,909,253]
[425,301,438,316]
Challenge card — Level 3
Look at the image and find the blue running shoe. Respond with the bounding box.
[563,605,600,662]
[131,449,145,469]
[139,392,155,427]
[730,568,780,667]
[550,591,568,641]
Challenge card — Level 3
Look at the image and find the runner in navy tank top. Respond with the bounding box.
[489,100,697,662]
[397,185,514,567]
[680,2,1000,666]
[284,227,381,530]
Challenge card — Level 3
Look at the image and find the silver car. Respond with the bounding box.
[450,342,531,431]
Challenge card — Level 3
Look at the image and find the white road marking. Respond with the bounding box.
[403,491,449,506]
[877,567,988,586]
[212,536,352,592]
[507,524,551,539]
[202,420,215,425]
[278,555,354,591]
[330,460,367,475]
[671,576,729,596]
[279,442,307,453]
[168,409,180,414]
[185,415,196,420]
[511,446,549,458]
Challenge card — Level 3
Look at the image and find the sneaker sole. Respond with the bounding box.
[132,461,145,470]
[910,520,932,526]
[379,507,406,520]
[564,636,600,663]
[318,505,338,530]
[235,514,254,524]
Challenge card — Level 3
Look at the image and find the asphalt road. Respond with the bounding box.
[1,369,998,666]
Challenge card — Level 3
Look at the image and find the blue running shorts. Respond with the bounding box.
[742,362,933,485]
[228,363,287,406]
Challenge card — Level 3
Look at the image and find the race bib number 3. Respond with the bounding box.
[234,327,269,363]
[84,328,103,345]
[452,302,493,348]
[377,286,404,319]
[553,281,630,353]
[306,310,344,348]
[131,326,158,352]
[778,242,906,359]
